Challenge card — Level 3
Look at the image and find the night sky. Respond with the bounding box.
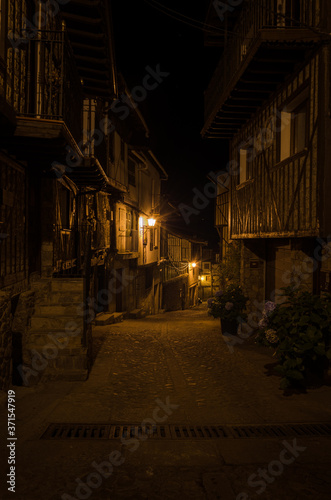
[112,0,228,246]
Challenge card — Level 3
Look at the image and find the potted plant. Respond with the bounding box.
[208,284,248,335]
[257,287,331,389]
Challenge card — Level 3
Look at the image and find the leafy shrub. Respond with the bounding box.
[208,284,248,323]
[259,287,331,389]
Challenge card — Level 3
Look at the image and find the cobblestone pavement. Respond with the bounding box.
[1,305,331,499]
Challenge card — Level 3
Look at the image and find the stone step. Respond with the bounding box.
[113,312,124,323]
[24,343,89,383]
[127,309,146,319]
[50,279,84,292]
[30,315,84,330]
[94,313,115,326]
[45,291,83,306]
[34,305,83,317]
[42,369,89,382]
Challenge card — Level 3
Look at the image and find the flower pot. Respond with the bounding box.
[220,318,238,336]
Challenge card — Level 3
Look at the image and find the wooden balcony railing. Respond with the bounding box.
[16,24,83,144]
[205,0,322,123]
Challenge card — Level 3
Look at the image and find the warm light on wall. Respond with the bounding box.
[147,218,156,227]
[139,217,144,229]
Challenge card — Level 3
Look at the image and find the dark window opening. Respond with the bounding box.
[128,158,136,187]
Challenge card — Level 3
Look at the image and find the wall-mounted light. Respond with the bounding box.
[191,262,197,268]
[147,218,156,227]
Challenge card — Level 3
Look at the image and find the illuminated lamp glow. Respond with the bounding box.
[147,218,156,227]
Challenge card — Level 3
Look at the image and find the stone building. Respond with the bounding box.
[203,0,331,318]
[161,227,204,311]
[0,1,168,388]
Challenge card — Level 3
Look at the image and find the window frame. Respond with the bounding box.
[279,86,310,162]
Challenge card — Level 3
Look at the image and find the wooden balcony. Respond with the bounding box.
[8,27,84,161]
[202,0,326,138]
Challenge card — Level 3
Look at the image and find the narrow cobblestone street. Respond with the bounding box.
[1,305,331,499]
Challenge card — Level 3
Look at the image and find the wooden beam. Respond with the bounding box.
[82,76,110,85]
[77,66,109,76]
[66,0,101,7]
[71,41,105,52]
[74,54,108,65]
[83,85,113,95]
[61,12,102,24]
[66,27,104,40]
[229,96,265,103]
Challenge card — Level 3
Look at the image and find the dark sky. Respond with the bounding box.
[112,0,229,246]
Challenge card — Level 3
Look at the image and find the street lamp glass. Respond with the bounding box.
[147,218,156,227]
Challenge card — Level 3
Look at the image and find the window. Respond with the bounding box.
[276,0,286,27]
[277,0,301,27]
[126,211,132,237]
[291,100,308,155]
[121,139,125,162]
[280,89,309,161]
[181,241,191,261]
[59,188,71,229]
[239,147,252,185]
[150,228,154,251]
[128,158,136,187]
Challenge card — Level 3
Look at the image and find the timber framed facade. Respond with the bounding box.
[0,0,168,389]
[204,0,331,311]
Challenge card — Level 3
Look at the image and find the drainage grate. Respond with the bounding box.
[41,423,111,440]
[40,422,331,440]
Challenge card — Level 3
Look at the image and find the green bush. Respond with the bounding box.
[208,284,248,323]
[262,287,331,389]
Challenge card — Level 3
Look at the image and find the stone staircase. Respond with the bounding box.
[26,278,91,384]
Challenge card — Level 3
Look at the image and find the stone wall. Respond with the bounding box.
[289,239,315,293]
[162,275,189,312]
[0,293,12,391]
[240,241,266,316]
[11,291,36,385]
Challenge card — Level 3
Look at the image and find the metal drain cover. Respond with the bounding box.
[41,422,331,440]
[41,423,111,440]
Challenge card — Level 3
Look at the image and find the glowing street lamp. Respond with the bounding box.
[191,262,197,268]
[147,218,156,227]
